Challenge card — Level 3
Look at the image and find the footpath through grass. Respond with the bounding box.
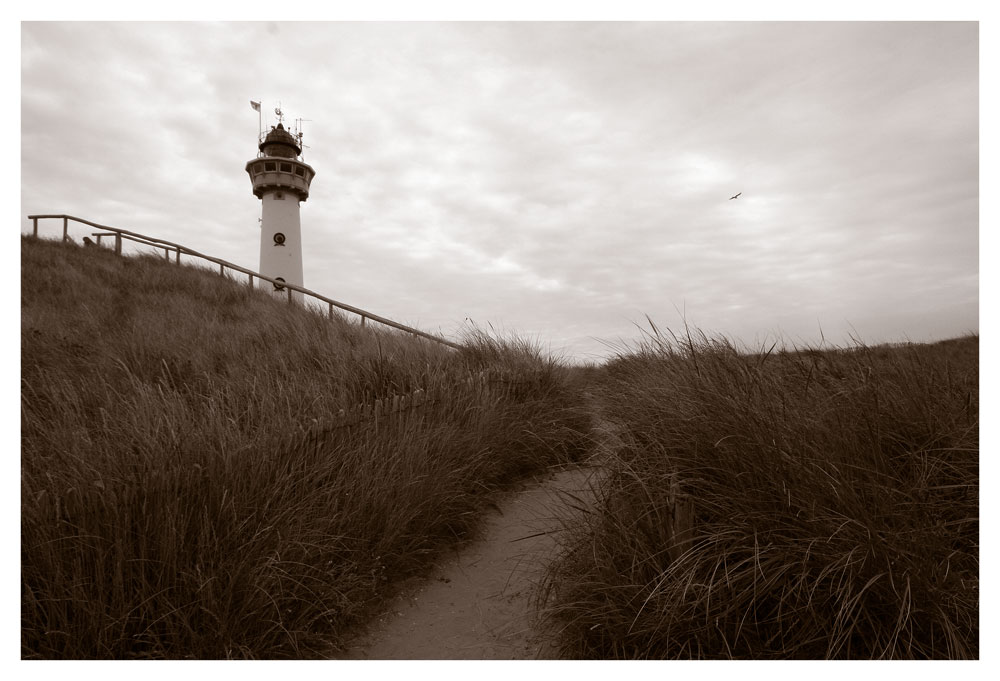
[540,323,978,659]
[21,236,593,658]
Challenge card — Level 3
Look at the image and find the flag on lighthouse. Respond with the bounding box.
[250,100,261,112]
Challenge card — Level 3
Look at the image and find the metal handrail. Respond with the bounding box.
[27,214,463,350]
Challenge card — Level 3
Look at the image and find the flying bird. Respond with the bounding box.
[729,192,742,200]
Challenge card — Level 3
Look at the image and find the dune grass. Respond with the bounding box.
[20,236,593,659]
[540,323,978,659]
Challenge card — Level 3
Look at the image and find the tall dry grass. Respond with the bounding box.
[540,323,978,659]
[21,236,593,658]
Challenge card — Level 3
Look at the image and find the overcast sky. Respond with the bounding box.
[20,21,979,362]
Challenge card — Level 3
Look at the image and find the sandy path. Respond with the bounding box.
[338,457,606,659]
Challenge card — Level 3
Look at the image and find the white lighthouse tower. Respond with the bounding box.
[246,107,315,302]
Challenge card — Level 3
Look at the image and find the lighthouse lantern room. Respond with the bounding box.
[246,106,315,302]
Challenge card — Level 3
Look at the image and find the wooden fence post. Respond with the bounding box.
[32,217,38,237]
[62,217,68,243]
[248,274,254,288]
[114,233,122,255]
[175,248,181,264]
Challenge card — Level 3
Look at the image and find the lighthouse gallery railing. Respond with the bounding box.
[26,214,463,350]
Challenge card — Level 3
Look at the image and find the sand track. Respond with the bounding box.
[337,460,602,659]
[336,400,619,660]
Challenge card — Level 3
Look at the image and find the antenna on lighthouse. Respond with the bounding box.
[295,118,313,159]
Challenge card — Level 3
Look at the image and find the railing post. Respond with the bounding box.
[248,274,254,288]
[62,217,68,243]
[114,233,122,255]
[329,303,333,319]
[220,263,224,276]
[360,316,366,328]
[287,287,293,304]
[32,217,38,237]
[176,248,181,265]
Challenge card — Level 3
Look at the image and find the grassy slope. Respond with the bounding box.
[21,236,593,658]
[541,326,978,659]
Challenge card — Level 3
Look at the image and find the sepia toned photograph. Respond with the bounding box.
[19,14,980,665]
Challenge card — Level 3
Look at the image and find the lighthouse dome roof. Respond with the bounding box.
[259,123,301,157]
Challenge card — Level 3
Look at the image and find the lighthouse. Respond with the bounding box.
[245,107,315,302]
